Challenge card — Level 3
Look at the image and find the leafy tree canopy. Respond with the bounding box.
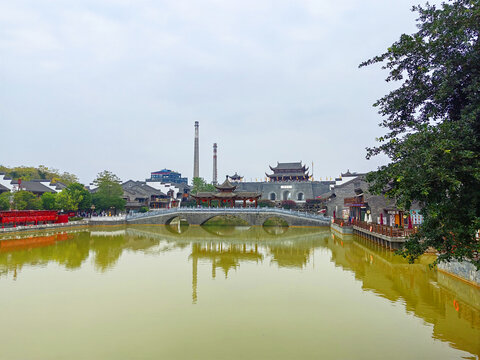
[191,177,216,194]
[68,183,92,211]
[360,0,480,268]
[13,191,42,210]
[41,192,57,210]
[0,165,78,185]
[55,183,92,211]
[92,170,126,212]
[0,192,11,211]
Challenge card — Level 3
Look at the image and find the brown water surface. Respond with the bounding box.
[0,226,479,359]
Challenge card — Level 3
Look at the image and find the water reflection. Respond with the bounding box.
[329,232,480,356]
[190,242,263,303]
[0,226,479,356]
[263,225,289,235]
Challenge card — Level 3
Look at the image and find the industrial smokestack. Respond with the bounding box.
[193,121,199,178]
[212,143,218,185]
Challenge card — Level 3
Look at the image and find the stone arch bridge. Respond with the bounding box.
[126,208,330,227]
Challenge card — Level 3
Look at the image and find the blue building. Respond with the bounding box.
[150,169,188,184]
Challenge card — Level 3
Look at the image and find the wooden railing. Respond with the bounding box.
[350,218,417,238]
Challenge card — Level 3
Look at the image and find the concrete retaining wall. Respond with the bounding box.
[353,226,405,250]
[331,222,353,234]
[438,260,480,287]
[89,219,126,226]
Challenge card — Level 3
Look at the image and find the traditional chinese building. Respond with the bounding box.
[191,177,261,207]
[230,162,333,202]
[227,172,243,182]
[266,162,310,182]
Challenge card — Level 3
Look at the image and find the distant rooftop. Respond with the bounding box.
[271,162,305,170]
[341,169,366,177]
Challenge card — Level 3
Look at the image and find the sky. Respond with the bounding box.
[0,0,442,184]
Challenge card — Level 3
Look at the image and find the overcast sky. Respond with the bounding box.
[0,0,441,184]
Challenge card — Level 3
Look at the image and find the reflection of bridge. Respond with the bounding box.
[126,207,330,227]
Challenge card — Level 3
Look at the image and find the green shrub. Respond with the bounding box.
[258,199,275,208]
[280,200,297,210]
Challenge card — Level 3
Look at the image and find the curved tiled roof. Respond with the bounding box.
[215,178,237,191]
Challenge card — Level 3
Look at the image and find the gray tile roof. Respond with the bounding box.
[20,181,56,193]
[122,181,166,197]
[273,162,304,170]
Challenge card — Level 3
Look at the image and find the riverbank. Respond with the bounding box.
[438,260,480,288]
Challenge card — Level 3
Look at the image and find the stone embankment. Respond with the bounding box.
[330,220,353,235]
[438,260,480,287]
[0,220,89,234]
[89,215,126,226]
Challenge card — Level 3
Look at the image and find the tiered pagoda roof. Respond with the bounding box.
[228,172,243,182]
[266,162,310,182]
[215,178,237,191]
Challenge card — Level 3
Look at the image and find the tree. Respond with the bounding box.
[41,192,57,210]
[55,191,75,211]
[93,170,122,186]
[0,192,11,210]
[67,183,92,211]
[55,183,91,211]
[360,0,480,268]
[13,191,42,210]
[191,177,216,194]
[0,165,78,185]
[92,171,126,212]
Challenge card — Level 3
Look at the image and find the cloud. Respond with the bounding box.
[0,0,442,183]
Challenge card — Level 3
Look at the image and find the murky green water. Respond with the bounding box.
[0,226,479,359]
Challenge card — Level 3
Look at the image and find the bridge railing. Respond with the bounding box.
[126,207,331,222]
[90,215,127,222]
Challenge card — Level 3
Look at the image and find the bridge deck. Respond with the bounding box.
[126,207,330,227]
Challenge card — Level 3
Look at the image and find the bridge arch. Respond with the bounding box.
[165,216,185,225]
[262,216,290,227]
[200,214,251,226]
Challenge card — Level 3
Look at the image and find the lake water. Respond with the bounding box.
[0,225,479,359]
